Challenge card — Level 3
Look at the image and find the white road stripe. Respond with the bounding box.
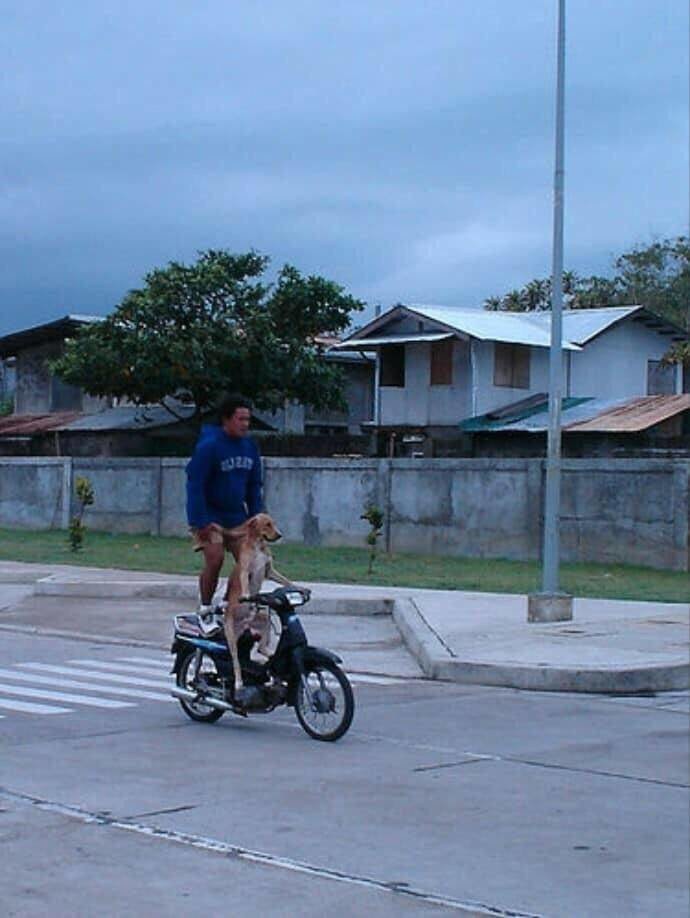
[0,683,133,709]
[0,697,71,714]
[0,669,171,703]
[68,659,170,678]
[118,656,169,667]
[16,664,170,689]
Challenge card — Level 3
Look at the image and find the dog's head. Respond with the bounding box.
[247,513,282,543]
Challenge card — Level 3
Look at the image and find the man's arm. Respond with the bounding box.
[186,439,215,528]
[245,443,263,518]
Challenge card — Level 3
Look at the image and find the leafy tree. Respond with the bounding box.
[52,250,365,418]
[484,236,689,364]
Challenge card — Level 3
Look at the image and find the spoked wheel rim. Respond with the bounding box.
[295,661,354,741]
[178,652,224,721]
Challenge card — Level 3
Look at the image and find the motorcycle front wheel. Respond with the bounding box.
[177,651,225,723]
[295,660,354,742]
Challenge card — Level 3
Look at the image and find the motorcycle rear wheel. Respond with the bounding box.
[295,660,354,742]
[177,651,225,723]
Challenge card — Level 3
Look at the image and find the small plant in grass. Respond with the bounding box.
[361,504,384,575]
[68,476,95,551]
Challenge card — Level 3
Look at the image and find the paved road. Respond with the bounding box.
[1,627,688,917]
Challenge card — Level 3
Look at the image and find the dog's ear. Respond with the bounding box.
[246,515,263,538]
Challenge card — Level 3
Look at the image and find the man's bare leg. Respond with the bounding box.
[199,543,225,606]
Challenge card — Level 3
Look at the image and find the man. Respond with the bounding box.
[186,396,263,632]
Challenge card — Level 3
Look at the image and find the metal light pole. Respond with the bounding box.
[528,0,573,622]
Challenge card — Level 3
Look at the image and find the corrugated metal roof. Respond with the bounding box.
[59,404,197,431]
[460,394,690,434]
[342,303,684,352]
[0,412,83,435]
[343,304,581,350]
[460,398,593,432]
[564,394,690,432]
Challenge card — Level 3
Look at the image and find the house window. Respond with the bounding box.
[380,345,405,387]
[494,343,530,389]
[430,339,453,386]
[647,360,675,395]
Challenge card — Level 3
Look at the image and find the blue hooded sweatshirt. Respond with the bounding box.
[186,425,263,529]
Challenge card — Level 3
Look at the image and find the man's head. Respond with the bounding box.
[219,395,252,438]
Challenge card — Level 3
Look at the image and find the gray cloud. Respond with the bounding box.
[1,0,687,333]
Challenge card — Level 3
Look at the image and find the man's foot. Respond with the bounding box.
[197,605,221,636]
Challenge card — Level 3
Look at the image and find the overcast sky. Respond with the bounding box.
[1,0,687,335]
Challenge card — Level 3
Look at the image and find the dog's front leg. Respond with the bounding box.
[222,609,244,695]
[265,563,294,589]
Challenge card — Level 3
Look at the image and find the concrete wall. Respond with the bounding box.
[0,456,687,571]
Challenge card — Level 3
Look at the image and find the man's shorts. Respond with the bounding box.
[190,523,242,554]
[190,523,226,552]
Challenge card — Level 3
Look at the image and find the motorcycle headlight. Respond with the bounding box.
[285,591,305,607]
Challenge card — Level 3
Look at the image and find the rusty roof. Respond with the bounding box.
[0,412,83,436]
[564,395,690,433]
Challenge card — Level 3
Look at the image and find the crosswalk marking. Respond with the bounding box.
[16,663,170,689]
[0,650,416,722]
[67,659,170,679]
[119,656,170,668]
[0,697,71,715]
[0,668,171,702]
[0,683,133,709]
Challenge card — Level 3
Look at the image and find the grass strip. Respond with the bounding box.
[0,527,687,603]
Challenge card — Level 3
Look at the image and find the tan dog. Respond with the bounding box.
[220,513,294,699]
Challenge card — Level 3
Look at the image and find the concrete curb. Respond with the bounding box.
[392,598,689,694]
[32,577,393,616]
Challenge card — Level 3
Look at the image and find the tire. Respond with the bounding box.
[294,660,354,742]
[176,651,225,723]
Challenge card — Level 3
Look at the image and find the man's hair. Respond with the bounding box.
[218,395,252,421]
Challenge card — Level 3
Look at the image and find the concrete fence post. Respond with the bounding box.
[384,460,393,554]
[526,460,543,561]
[60,457,73,530]
[672,462,689,572]
[150,458,163,536]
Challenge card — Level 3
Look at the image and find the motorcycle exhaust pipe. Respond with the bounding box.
[170,687,236,713]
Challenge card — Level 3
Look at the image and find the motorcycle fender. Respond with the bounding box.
[303,646,342,666]
[286,645,343,706]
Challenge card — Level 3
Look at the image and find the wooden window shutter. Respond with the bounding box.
[513,345,530,389]
[494,343,513,387]
[494,343,530,389]
[430,338,453,385]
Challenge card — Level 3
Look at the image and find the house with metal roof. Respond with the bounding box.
[336,303,686,453]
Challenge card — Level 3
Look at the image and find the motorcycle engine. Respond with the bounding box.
[238,682,287,711]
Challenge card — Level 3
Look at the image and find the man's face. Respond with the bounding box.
[222,407,251,438]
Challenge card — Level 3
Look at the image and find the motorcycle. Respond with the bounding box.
[170,586,354,741]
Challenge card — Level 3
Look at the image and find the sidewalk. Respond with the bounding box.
[0,560,687,693]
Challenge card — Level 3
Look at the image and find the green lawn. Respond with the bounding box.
[0,527,687,603]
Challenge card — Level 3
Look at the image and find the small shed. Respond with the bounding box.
[460,394,690,457]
